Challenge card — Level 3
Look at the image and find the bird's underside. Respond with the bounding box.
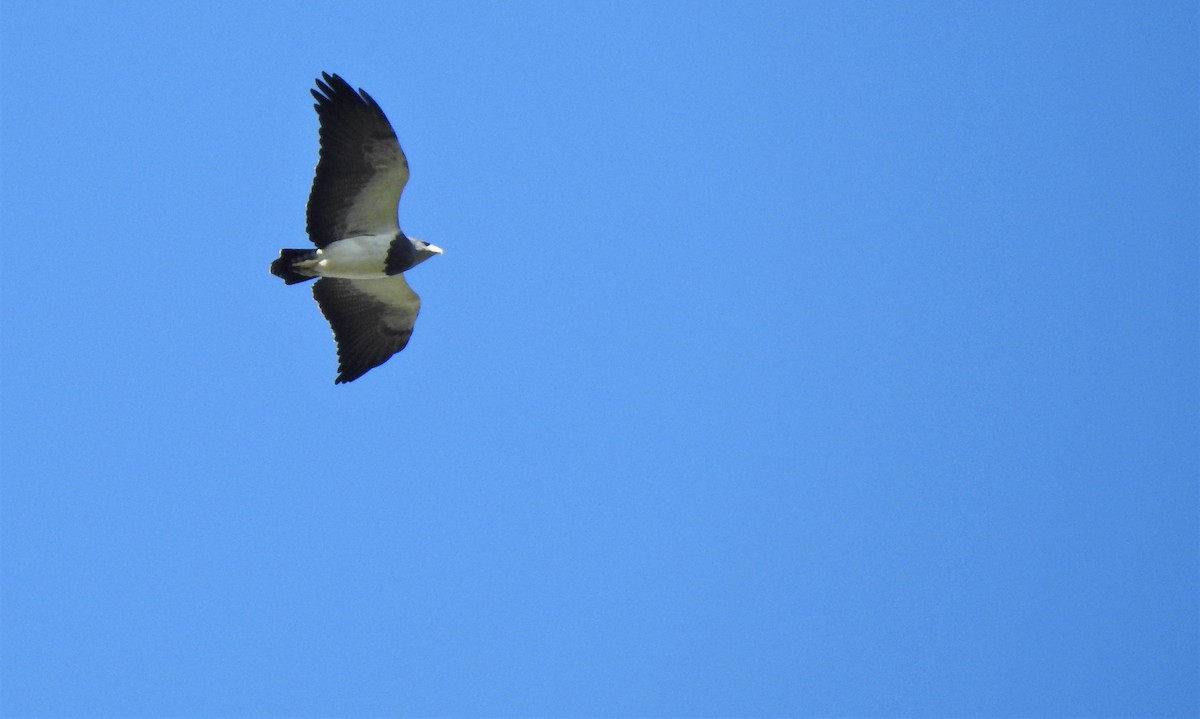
[270,72,441,384]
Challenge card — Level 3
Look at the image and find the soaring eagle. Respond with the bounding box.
[271,73,441,383]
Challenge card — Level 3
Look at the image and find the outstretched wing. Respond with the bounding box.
[312,276,421,384]
[307,72,409,248]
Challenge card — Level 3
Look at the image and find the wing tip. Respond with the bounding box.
[312,72,363,104]
[311,72,389,119]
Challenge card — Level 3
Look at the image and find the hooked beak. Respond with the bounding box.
[427,244,444,255]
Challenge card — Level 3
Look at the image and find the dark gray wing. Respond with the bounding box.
[307,72,409,249]
[312,276,420,384]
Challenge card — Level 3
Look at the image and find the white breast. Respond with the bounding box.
[312,234,394,279]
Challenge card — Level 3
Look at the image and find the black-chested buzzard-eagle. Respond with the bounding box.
[271,73,441,384]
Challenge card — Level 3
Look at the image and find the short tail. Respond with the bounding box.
[270,249,318,285]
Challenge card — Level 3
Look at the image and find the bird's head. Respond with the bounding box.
[410,238,443,266]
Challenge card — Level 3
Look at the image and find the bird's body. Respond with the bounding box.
[271,73,441,384]
[284,234,409,280]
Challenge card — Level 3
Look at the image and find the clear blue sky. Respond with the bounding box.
[2,1,1196,716]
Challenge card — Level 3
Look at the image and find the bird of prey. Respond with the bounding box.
[271,72,441,384]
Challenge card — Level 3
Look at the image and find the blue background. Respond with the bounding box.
[2,1,1197,716]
